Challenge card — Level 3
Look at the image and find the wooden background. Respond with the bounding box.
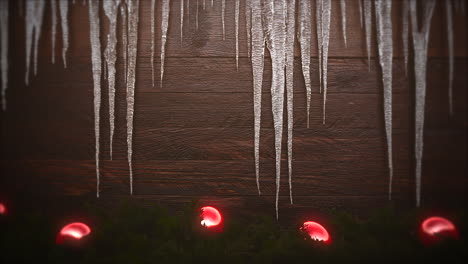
[1,0,467,223]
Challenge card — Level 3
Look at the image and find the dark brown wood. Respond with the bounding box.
[1,0,467,220]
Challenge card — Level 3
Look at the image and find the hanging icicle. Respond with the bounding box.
[375,0,393,201]
[151,0,155,87]
[285,0,296,205]
[186,0,190,26]
[25,0,46,86]
[126,0,140,195]
[0,0,8,111]
[445,0,454,117]
[221,0,225,40]
[245,0,251,57]
[161,0,170,88]
[402,0,409,75]
[104,0,121,161]
[51,0,57,64]
[180,0,184,45]
[196,0,199,30]
[410,0,436,207]
[203,0,205,10]
[58,0,69,68]
[363,0,372,70]
[88,0,102,198]
[316,0,322,92]
[320,0,331,124]
[251,0,264,196]
[340,0,347,47]
[263,0,286,220]
[358,0,363,28]
[298,0,312,128]
[235,0,239,69]
[120,2,128,84]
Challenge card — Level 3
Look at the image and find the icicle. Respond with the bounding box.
[151,0,155,87]
[211,0,213,8]
[358,0,363,28]
[363,0,372,71]
[180,0,184,45]
[58,0,69,68]
[126,0,140,195]
[263,0,286,220]
[316,0,322,92]
[285,0,295,205]
[0,0,8,111]
[25,0,46,86]
[245,0,252,57]
[298,0,312,128]
[410,0,436,207]
[402,0,409,75]
[186,0,190,26]
[221,0,225,40]
[235,0,239,69]
[161,0,170,88]
[51,0,57,64]
[196,0,199,29]
[203,0,205,10]
[445,0,454,117]
[251,0,264,196]
[340,0,347,47]
[375,0,393,201]
[88,0,102,198]
[104,0,121,161]
[321,0,331,124]
[120,3,128,84]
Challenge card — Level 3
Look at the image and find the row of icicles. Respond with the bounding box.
[0,0,465,219]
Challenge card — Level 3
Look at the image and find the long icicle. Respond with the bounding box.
[221,0,225,40]
[445,0,454,117]
[51,0,57,64]
[0,0,8,111]
[180,0,184,45]
[410,0,436,207]
[58,0,69,68]
[120,2,128,84]
[151,0,155,87]
[402,0,409,75]
[196,0,199,30]
[161,0,170,88]
[104,0,121,161]
[285,0,296,205]
[251,0,264,196]
[127,0,140,195]
[88,0,102,198]
[363,0,372,71]
[340,0,347,47]
[235,0,239,69]
[245,0,251,57]
[298,0,312,128]
[375,0,393,201]
[321,0,331,124]
[316,0,322,93]
[263,0,286,220]
[25,0,46,86]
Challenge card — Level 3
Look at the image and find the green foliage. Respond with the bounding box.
[1,201,467,263]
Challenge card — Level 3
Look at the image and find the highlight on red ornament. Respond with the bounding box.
[419,216,458,245]
[200,206,222,228]
[0,202,6,215]
[300,221,331,244]
[56,222,91,244]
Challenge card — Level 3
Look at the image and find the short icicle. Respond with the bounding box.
[235,0,239,69]
[104,0,121,161]
[409,0,436,207]
[263,0,286,220]
[25,0,46,86]
[88,0,102,198]
[364,0,372,71]
[375,0,393,201]
[340,0,347,47]
[221,0,225,40]
[180,0,184,45]
[358,0,363,28]
[285,0,296,204]
[126,0,140,195]
[0,0,8,111]
[316,0,322,92]
[58,0,69,68]
[298,0,312,128]
[161,0,170,88]
[251,0,264,196]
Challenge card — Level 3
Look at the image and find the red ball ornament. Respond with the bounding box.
[0,202,6,215]
[200,206,222,228]
[56,222,91,244]
[419,216,458,245]
[301,221,331,244]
